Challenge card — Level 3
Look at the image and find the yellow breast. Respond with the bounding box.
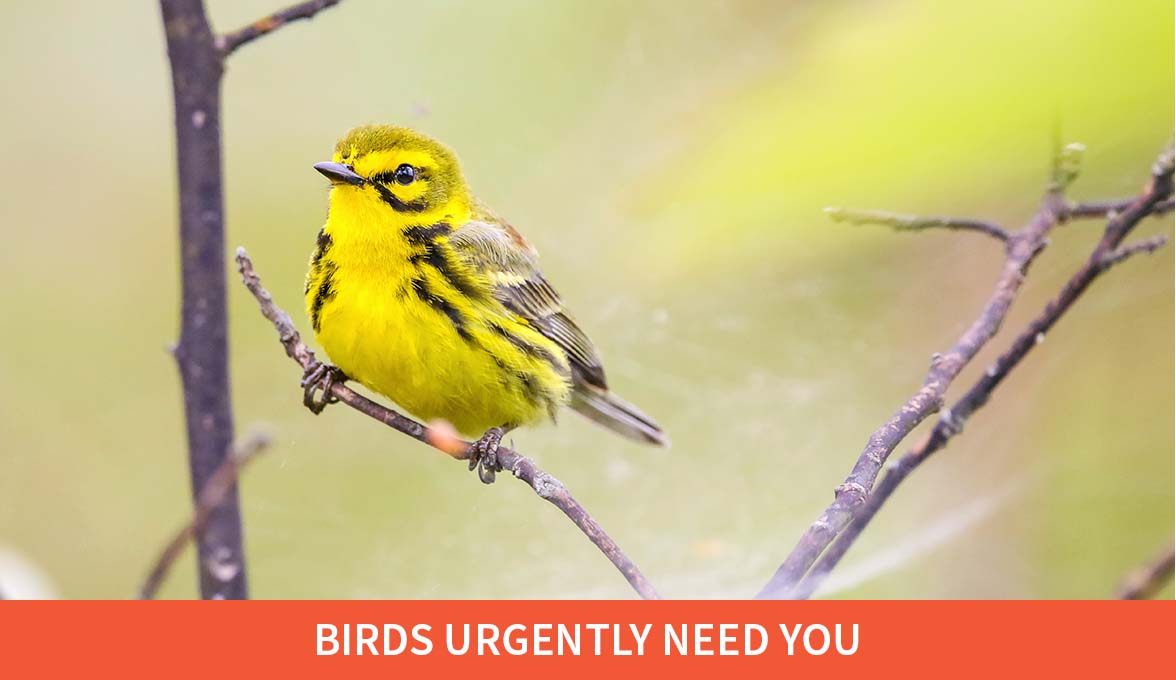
[304,191,570,436]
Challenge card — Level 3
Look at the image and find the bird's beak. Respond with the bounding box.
[314,162,365,186]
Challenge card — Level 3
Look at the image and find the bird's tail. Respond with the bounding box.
[569,384,670,447]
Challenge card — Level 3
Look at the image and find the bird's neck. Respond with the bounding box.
[324,189,470,269]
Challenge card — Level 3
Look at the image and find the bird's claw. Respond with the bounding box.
[301,361,344,414]
[467,426,505,484]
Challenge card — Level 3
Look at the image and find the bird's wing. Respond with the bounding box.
[451,209,668,447]
[449,212,608,389]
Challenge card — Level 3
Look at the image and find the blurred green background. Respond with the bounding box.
[0,0,1171,599]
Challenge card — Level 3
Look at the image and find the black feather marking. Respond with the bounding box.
[372,182,429,213]
[406,223,488,304]
[510,311,606,389]
[411,276,472,341]
[489,322,565,375]
[517,371,543,404]
[310,260,337,332]
[314,228,333,257]
[305,229,333,295]
[404,223,452,244]
[429,245,486,302]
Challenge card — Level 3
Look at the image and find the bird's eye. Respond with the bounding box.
[394,164,416,185]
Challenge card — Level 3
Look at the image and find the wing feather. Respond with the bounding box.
[449,215,608,389]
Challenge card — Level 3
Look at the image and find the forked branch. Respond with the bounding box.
[235,248,661,600]
[139,431,271,600]
[759,143,1174,600]
[794,146,1173,598]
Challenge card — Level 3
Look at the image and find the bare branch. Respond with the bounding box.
[235,248,662,600]
[217,0,342,57]
[1117,541,1175,600]
[160,0,248,600]
[1100,234,1169,269]
[139,431,271,600]
[1069,197,1175,219]
[789,144,1175,599]
[756,156,1078,600]
[824,207,1011,242]
[759,143,1174,600]
[161,0,347,599]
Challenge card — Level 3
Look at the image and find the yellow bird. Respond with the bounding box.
[304,125,667,482]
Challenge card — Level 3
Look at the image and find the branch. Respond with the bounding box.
[1117,541,1175,600]
[790,144,1175,599]
[139,431,271,600]
[824,207,1011,242]
[1100,234,1169,269]
[234,248,662,600]
[160,0,247,600]
[217,0,342,56]
[755,144,1089,600]
[1069,197,1175,219]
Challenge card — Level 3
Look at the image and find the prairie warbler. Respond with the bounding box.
[304,125,667,482]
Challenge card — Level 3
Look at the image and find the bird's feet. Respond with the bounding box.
[467,426,506,485]
[301,360,345,414]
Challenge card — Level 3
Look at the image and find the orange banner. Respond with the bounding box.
[0,600,1170,677]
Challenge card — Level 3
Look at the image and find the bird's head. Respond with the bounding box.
[314,125,471,218]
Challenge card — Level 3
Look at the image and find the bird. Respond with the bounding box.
[303,124,667,482]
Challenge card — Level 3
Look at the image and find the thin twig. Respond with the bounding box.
[217,0,342,56]
[1117,541,1175,600]
[234,248,662,600]
[1069,197,1175,219]
[1101,234,1169,268]
[139,431,271,600]
[755,143,1089,600]
[824,207,1011,242]
[790,144,1175,599]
